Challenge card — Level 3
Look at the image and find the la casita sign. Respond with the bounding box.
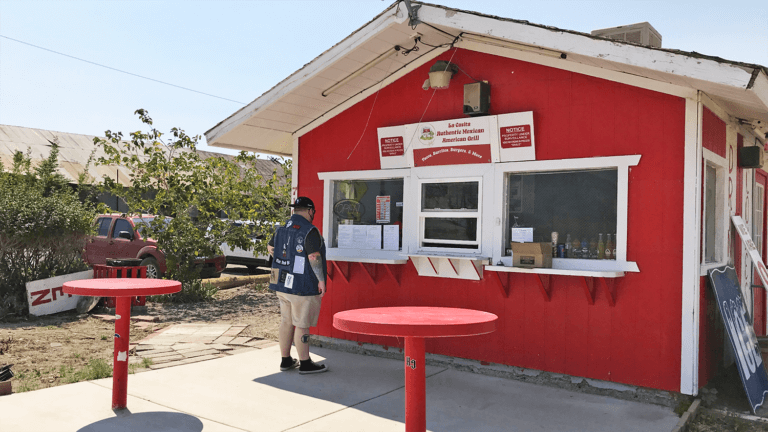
[377,112,535,169]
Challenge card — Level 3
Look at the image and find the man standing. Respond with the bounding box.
[267,197,328,374]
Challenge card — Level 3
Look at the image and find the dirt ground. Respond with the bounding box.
[0,282,280,393]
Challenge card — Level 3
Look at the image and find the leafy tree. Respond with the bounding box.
[0,141,96,319]
[94,109,291,294]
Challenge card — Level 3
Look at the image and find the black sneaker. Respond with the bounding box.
[299,360,329,375]
[280,357,299,371]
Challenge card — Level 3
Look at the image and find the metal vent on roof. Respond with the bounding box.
[591,22,662,48]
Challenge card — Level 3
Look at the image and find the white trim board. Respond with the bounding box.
[456,39,696,100]
[680,95,703,396]
[417,3,756,90]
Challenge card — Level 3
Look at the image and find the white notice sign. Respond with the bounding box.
[366,225,383,250]
[383,225,400,250]
[337,224,354,249]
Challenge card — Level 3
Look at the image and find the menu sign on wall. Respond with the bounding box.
[376,111,535,169]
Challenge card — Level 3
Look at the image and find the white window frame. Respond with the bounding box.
[493,155,641,273]
[317,168,411,263]
[417,177,483,252]
[700,148,728,275]
[755,182,764,264]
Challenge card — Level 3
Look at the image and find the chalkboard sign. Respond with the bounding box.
[708,266,768,413]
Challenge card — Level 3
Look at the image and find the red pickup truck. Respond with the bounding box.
[83,214,226,279]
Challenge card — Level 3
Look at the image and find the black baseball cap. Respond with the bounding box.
[289,196,315,209]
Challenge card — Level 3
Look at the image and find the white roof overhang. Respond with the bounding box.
[206,1,768,156]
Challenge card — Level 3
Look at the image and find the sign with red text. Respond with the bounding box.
[376,111,536,169]
[26,270,93,316]
[497,112,536,162]
[500,124,531,148]
[380,136,404,156]
[376,195,391,223]
[413,144,492,167]
[377,125,409,169]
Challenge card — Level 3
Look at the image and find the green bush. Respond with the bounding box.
[0,144,96,319]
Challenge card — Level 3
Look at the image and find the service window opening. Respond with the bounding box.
[330,178,404,250]
[506,169,618,259]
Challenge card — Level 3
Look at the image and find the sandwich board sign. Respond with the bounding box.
[708,266,768,413]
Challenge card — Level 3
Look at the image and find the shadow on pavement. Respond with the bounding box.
[77,411,204,432]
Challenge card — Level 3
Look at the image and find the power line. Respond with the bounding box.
[0,34,247,105]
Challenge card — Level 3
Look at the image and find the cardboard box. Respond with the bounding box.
[511,242,552,268]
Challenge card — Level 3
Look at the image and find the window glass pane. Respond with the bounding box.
[424,218,477,241]
[704,164,717,263]
[132,217,171,238]
[506,169,617,260]
[331,179,404,249]
[97,218,111,237]
[112,219,133,238]
[422,182,478,211]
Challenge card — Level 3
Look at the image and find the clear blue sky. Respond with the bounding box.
[1,1,766,155]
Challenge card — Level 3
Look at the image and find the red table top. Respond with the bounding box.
[62,278,181,297]
[334,307,497,338]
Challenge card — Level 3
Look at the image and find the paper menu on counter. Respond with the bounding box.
[337,225,354,249]
[337,224,383,250]
[352,226,369,247]
[366,225,382,250]
[383,225,399,250]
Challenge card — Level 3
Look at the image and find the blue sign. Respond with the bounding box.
[708,266,768,413]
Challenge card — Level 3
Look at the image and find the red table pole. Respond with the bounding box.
[404,336,426,432]
[112,296,131,409]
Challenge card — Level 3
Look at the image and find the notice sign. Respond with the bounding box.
[500,124,532,148]
[497,112,536,162]
[380,136,404,157]
[708,266,768,414]
[377,125,408,169]
[376,196,391,223]
[413,144,492,167]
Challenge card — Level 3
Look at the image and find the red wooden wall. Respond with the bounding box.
[298,48,687,392]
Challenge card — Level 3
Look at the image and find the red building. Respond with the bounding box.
[206,2,768,397]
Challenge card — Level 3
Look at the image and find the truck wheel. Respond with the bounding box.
[140,257,161,279]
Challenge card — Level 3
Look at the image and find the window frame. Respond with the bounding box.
[699,148,729,275]
[318,168,411,263]
[417,176,483,251]
[493,155,641,273]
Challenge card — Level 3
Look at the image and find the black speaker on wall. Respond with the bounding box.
[463,82,491,116]
[739,146,764,169]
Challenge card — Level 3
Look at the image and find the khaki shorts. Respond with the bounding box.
[276,291,322,328]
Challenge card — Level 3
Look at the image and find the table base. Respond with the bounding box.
[112,297,131,409]
[405,337,426,432]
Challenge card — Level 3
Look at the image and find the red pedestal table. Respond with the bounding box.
[334,307,497,432]
[62,278,181,409]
